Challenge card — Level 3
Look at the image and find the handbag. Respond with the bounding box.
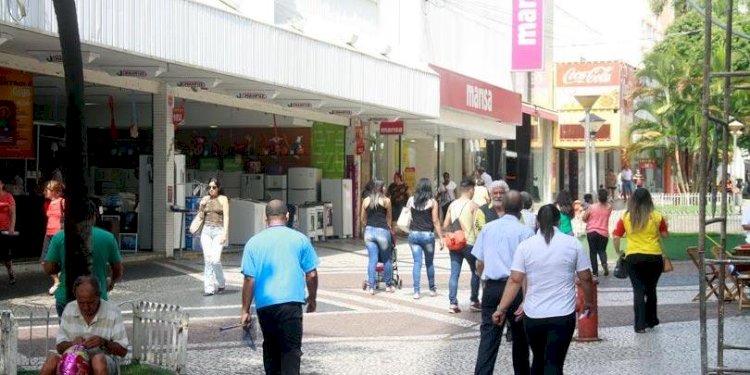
[189,211,205,235]
[396,206,412,233]
[614,256,628,279]
[662,255,674,273]
[443,201,469,251]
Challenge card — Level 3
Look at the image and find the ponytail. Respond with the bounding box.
[537,204,561,245]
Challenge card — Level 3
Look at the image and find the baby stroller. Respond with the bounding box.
[362,231,403,290]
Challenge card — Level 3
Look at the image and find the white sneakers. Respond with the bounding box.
[413,292,420,299]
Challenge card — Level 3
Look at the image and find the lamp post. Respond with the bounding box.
[574,95,601,195]
[581,113,607,193]
[729,119,745,185]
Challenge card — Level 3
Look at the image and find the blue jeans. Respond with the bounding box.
[448,245,479,305]
[408,231,436,293]
[364,226,392,288]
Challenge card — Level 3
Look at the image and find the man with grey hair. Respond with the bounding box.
[474,180,509,233]
[520,191,537,231]
[241,199,319,375]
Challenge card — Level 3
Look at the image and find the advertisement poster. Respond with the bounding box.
[0,68,34,158]
[404,167,417,192]
[312,122,345,179]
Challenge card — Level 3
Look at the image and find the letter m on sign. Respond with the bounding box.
[511,0,544,71]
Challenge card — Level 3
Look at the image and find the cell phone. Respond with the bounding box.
[579,307,591,320]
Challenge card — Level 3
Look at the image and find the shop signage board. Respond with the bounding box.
[379,121,404,135]
[430,65,522,124]
[312,122,345,179]
[511,0,544,71]
[0,68,34,158]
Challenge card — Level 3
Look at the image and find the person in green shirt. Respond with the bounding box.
[555,190,575,235]
[44,201,123,317]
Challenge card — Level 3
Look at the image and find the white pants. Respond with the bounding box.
[200,225,226,294]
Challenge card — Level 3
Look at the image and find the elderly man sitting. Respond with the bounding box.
[40,275,128,375]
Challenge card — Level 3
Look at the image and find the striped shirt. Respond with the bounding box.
[57,299,129,351]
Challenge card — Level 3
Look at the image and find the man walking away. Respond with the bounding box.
[240,200,319,375]
[472,191,534,375]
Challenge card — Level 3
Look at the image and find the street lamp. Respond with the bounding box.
[579,113,606,193]
[729,119,745,185]
[574,95,601,195]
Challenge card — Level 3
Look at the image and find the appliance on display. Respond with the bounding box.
[137,155,153,250]
[240,174,265,200]
[265,174,287,202]
[322,203,333,238]
[222,171,242,198]
[321,179,353,238]
[228,199,267,245]
[173,154,186,250]
[287,167,321,205]
[296,204,318,241]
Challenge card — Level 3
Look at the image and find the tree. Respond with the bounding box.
[52,0,91,304]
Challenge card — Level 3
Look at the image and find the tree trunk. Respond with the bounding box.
[53,0,91,304]
[674,148,688,193]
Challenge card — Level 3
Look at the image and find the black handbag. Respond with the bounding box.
[614,256,628,279]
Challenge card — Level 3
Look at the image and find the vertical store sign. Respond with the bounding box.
[511,0,544,71]
[0,68,33,158]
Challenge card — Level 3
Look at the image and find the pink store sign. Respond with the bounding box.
[511,0,544,71]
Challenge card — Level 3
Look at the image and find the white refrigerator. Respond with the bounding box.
[265,175,287,202]
[288,168,321,205]
[322,179,353,238]
[173,154,187,250]
[222,171,242,198]
[228,199,267,245]
[241,174,265,200]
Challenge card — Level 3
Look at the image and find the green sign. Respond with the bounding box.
[312,122,345,179]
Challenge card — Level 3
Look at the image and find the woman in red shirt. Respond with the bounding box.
[0,177,16,285]
[42,180,65,294]
[583,189,613,276]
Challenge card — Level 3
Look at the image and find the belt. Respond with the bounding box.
[485,277,509,283]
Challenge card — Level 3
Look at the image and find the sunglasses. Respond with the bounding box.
[208,185,218,190]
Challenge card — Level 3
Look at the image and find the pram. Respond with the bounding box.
[362,231,403,290]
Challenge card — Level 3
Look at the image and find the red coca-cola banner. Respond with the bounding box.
[556,62,621,87]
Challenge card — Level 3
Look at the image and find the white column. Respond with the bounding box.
[152,84,175,257]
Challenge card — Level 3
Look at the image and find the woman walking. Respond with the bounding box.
[494,204,594,374]
[361,179,394,294]
[406,178,444,299]
[0,177,16,285]
[42,180,65,294]
[555,191,574,235]
[583,189,612,277]
[613,187,668,333]
[199,177,229,296]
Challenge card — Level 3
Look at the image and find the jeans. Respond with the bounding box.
[408,231,436,293]
[524,312,576,375]
[364,226,392,288]
[448,245,479,305]
[257,303,304,375]
[200,225,226,294]
[586,232,609,275]
[475,279,529,375]
[626,253,663,331]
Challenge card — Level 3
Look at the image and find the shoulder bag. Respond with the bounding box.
[614,256,628,279]
[189,211,205,235]
[443,200,470,251]
[396,205,412,234]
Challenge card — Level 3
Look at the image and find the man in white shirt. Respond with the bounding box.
[621,166,634,200]
[438,172,457,218]
[479,168,493,189]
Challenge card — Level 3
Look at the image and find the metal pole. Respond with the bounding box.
[398,134,402,175]
[592,130,598,192]
[586,110,592,195]
[699,0,713,373]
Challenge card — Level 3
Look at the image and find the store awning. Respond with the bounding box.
[0,0,440,121]
[522,103,558,122]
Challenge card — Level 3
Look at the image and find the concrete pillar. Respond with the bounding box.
[152,84,175,257]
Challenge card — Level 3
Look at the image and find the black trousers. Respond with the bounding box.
[523,312,576,375]
[475,279,529,375]
[626,253,663,331]
[586,232,609,275]
[257,303,304,375]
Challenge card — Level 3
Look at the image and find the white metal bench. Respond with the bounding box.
[0,310,18,375]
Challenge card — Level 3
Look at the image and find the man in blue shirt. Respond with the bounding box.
[472,191,533,375]
[240,199,319,375]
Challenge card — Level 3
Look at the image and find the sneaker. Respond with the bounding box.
[603,264,610,276]
[448,304,461,314]
[217,286,226,294]
[469,302,481,312]
[203,292,214,297]
[413,292,420,299]
[48,283,59,295]
[385,286,395,293]
[429,289,437,297]
[367,287,375,295]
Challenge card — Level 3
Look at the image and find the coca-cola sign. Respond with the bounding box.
[556,62,621,87]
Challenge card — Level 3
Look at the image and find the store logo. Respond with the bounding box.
[177,80,208,90]
[516,0,538,46]
[466,84,493,112]
[116,69,148,77]
[562,66,614,86]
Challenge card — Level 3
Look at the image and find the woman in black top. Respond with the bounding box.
[406,178,444,299]
[360,180,393,294]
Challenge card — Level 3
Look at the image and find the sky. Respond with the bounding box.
[553,0,653,67]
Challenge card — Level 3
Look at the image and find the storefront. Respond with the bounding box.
[365,65,521,195]
[0,0,440,257]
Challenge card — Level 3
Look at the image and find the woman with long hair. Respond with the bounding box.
[494,204,594,374]
[406,178,444,299]
[555,191,574,235]
[42,180,65,294]
[360,179,394,294]
[583,189,613,277]
[612,187,668,333]
[198,177,230,296]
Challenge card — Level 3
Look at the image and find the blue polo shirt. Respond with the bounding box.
[471,215,535,280]
[241,225,319,310]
